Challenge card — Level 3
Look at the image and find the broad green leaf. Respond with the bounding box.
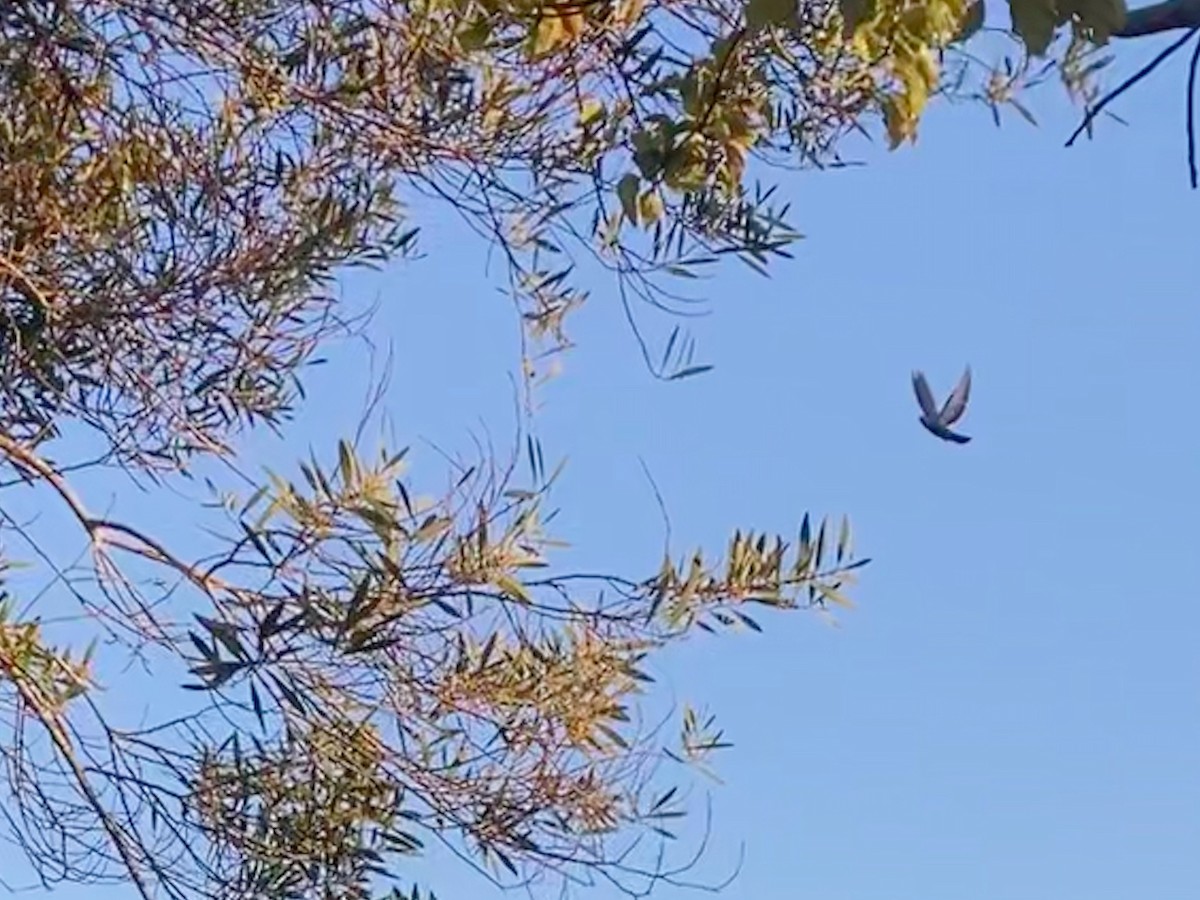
[745,0,798,29]
[838,0,875,33]
[1008,0,1059,55]
[457,17,491,51]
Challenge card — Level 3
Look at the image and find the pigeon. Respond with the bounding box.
[911,366,972,444]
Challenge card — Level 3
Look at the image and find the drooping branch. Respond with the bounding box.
[1118,0,1200,37]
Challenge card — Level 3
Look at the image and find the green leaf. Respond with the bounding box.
[383,830,424,854]
[337,438,355,486]
[836,515,851,563]
[1008,0,1059,55]
[346,575,372,625]
[457,16,492,51]
[667,364,713,381]
[1008,97,1038,126]
[195,615,246,661]
[735,611,763,632]
[745,0,798,29]
[188,631,215,661]
[595,722,630,749]
[495,573,531,604]
[493,849,518,877]
[271,673,308,714]
[346,633,400,654]
[240,519,272,562]
[257,603,286,641]
[838,0,875,33]
[649,786,678,813]
[616,173,641,224]
[249,682,265,730]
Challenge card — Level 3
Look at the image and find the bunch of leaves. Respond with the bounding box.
[0,0,1129,435]
[802,0,1125,147]
[190,721,409,899]
[1005,0,1126,58]
[834,0,979,145]
[0,433,866,899]
[0,597,95,720]
[0,0,419,466]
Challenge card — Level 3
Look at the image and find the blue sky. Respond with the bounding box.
[19,27,1200,900]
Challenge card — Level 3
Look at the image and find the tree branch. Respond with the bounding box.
[1118,0,1200,37]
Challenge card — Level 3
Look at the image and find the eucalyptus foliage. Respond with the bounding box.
[0,0,1148,898]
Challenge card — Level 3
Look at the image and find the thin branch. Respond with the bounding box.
[1065,27,1199,146]
[1118,0,1200,37]
[1188,35,1200,185]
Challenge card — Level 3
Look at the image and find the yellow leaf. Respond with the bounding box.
[882,97,914,149]
[578,97,604,127]
[562,11,586,39]
[531,15,564,56]
[637,189,663,226]
[612,0,647,27]
[723,141,747,186]
[495,574,531,604]
[914,46,939,92]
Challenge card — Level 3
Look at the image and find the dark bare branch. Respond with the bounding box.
[1118,0,1200,37]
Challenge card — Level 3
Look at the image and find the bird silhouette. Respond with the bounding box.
[911,366,972,444]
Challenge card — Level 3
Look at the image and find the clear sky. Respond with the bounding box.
[18,27,1200,900]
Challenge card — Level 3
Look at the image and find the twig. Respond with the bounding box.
[1065,27,1199,147]
[0,656,154,900]
[1187,34,1200,186]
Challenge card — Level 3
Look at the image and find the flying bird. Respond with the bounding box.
[911,366,972,444]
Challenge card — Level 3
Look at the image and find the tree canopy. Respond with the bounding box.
[0,0,1186,898]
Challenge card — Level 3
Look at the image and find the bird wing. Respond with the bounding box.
[939,365,972,425]
[942,428,971,445]
[911,370,939,419]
